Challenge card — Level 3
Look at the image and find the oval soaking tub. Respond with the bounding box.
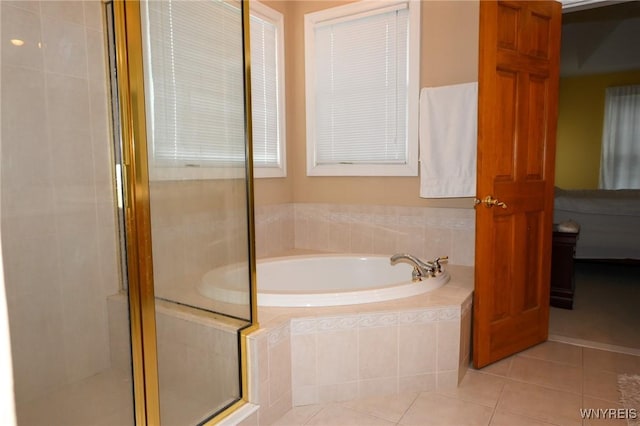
[197,254,450,308]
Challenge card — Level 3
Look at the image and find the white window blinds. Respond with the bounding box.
[143,0,285,178]
[305,1,419,176]
[250,3,286,177]
[144,1,246,168]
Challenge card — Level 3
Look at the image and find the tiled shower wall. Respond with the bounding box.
[0,1,120,402]
[255,203,475,266]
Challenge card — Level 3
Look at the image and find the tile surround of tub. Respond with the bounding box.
[246,266,474,423]
[255,203,475,266]
[255,204,295,258]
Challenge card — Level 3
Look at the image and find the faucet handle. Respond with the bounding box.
[433,256,449,273]
[411,266,422,281]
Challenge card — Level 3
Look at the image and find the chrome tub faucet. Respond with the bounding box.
[390,253,448,281]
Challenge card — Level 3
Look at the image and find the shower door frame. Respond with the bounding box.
[112,0,259,424]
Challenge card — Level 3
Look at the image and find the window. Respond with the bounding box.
[304,0,420,176]
[250,2,286,178]
[141,0,285,180]
[599,85,640,189]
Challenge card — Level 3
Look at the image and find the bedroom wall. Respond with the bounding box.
[555,69,640,189]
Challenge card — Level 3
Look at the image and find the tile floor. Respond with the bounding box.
[271,340,640,426]
[549,261,640,352]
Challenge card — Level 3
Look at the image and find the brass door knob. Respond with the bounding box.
[475,195,508,209]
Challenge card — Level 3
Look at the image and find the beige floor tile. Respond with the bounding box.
[496,381,582,426]
[581,396,629,426]
[437,369,506,408]
[398,393,493,426]
[271,405,325,426]
[474,356,513,378]
[583,369,623,403]
[341,392,419,423]
[583,348,640,374]
[489,410,559,426]
[518,341,583,367]
[508,356,583,394]
[304,405,396,426]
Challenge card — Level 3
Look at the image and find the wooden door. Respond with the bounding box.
[473,0,562,368]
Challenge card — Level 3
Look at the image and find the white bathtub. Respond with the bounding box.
[197,254,450,308]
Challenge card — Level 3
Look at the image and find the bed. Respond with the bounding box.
[553,188,640,260]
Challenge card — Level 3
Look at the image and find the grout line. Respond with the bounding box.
[487,381,507,426]
[549,334,640,357]
[395,392,422,426]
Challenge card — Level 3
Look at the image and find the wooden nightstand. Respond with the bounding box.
[550,226,579,309]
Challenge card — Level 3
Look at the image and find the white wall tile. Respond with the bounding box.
[1,4,44,70]
[3,1,40,14]
[40,1,85,25]
[317,329,358,385]
[291,334,316,387]
[437,320,462,372]
[2,0,120,403]
[398,323,437,376]
[46,74,93,187]
[359,326,398,380]
[268,336,292,406]
[285,203,475,265]
[41,16,88,78]
[83,0,104,31]
[0,66,51,187]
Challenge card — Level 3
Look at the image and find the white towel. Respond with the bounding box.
[419,82,478,198]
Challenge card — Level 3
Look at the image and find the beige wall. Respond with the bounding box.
[555,69,640,189]
[255,0,479,208]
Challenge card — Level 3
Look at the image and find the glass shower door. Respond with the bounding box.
[114,0,255,423]
[1,1,135,425]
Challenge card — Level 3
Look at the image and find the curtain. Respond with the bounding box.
[599,84,640,189]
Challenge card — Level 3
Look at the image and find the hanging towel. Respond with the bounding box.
[419,82,478,198]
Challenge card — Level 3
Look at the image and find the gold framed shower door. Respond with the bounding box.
[111,0,259,424]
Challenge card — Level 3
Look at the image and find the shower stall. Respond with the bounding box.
[0,0,256,424]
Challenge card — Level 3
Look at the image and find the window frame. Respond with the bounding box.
[141,0,286,181]
[304,0,421,177]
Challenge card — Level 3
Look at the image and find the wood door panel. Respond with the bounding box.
[495,70,518,179]
[525,75,548,180]
[523,211,543,311]
[474,0,560,368]
[489,308,542,358]
[497,3,519,50]
[524,10,552,59]
[490,216,516,322]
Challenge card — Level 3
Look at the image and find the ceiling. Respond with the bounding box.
[560,1,640,76]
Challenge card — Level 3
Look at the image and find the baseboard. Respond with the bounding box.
[549,334,640,356]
